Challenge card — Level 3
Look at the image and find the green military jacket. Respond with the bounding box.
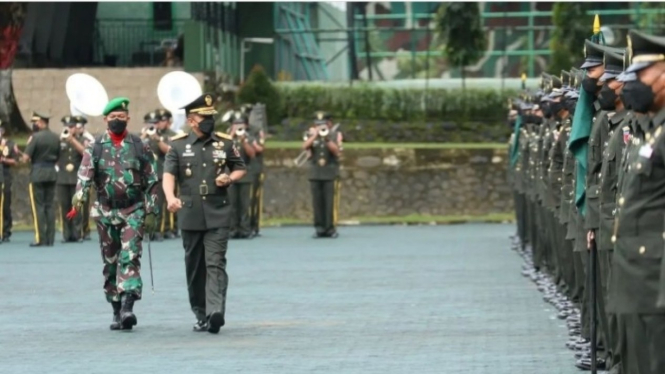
[57,135,85,185]
[540,118,559,210]
[549,117,571,216]
[597,110,629,251]
[584,108,609,231]
[74,132,159,224]
[534,123,548,203]
[250,129,264,176]
[147,128,176,180]
[308,130,341,181]
[515,125,531,194]
[559,118,575,226]
[232,134,255,183]
[164,131,246,230]
[1,138,18,182]
[608,108,665,314]
[25,129,60,183]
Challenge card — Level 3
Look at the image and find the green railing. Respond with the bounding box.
[94,19,187,67]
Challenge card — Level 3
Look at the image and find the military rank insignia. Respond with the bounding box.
[623,127,631,145]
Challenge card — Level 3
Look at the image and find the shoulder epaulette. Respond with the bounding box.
[622,126,630,131]
[215,131,232,140]
[170,132,188,141]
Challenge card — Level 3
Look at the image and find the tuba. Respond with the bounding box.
[157,71,202,132]
[66,73,109,117]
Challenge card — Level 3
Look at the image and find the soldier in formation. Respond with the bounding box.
[74,115,95,241]
[163,93,247,333]
[0,121,20,242]
[509,28,665,374]
[70,97,159,331]
[56,116,87,243]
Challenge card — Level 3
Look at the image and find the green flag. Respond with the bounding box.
[567,16,605,216]
[510,115,522,168]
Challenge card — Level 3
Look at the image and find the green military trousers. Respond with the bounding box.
[310,179,339,237]
[250,173,264,236]
[28,182,56,245]
[56,183,81,242]
[230,182,252,238]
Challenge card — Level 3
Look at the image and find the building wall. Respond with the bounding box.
[315,3,350,81]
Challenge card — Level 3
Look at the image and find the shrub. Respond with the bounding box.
[237,65,282,126]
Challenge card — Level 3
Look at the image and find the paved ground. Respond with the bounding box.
[0,224,580,374]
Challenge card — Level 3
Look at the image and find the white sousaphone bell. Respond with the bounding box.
[157,71,202,132]
[66,73,109,117]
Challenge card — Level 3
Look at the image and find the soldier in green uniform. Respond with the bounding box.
[74,116,95,241]
[244,103,266,238]
[157,109,179,239]
[24,112,60,247]
[56,116,86,243]
[70,97,159,331]
[163,93,247,333]
[141,110,174,241]
[0,122,20,242]
[303,111,343,238]
[225,111,257,239]
[608,29,665,374]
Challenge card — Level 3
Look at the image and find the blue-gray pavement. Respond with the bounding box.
[0,224,580,374]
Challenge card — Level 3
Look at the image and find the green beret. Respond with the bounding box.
[103,97,130,116]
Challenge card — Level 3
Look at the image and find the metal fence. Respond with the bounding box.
[93,19,187,67]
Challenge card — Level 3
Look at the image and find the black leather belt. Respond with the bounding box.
[179,185,226,196]
[33,162,56,167]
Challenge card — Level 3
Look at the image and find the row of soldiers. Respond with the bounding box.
[21,104,266,247]
[508,28,665,374]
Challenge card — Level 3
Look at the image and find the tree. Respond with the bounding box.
[549,3,591,75]
[237,65,283,127]
[434,3,486,90]
[0,2,27,135]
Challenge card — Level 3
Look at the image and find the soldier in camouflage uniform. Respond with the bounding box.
[56,116,86,243]
[70,97,159,331]
[163,93,247,333]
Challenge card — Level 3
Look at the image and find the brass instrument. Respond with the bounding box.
[235,127,246,137]
[145,125,157,136]
[293,123,341,167]
[61,128,70,140]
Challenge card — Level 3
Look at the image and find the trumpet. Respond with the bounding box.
[318,127,329,137]
[61,128,71,140]
[235,128,246,137]
[294,150,310,167]
[143,125,157,136]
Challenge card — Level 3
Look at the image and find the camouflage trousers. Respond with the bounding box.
[96,211,144,303]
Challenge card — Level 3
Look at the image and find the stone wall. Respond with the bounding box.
[13,68,205,134]
[7,148,512,227]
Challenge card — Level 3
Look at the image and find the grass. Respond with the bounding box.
[11,213,514,233]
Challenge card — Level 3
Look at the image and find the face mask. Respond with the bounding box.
[108,119,127,135]
[541,103,552,118]
[197,117,215,136]
[597,84,617,110]
[619,91,633,110]
[31,122,40,132]
[582,77,599,95]
[550,102,563,117]
[564,98,578,114]
[622,80,655,114]
[508,119,516,128]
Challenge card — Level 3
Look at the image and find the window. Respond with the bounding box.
[153,2,173,31]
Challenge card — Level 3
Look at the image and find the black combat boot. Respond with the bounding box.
[207,311,225,334]
[110,301,122,330]
[120,294,137,330]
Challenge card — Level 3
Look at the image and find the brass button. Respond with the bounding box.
[203,180,207,184]
[646,133,651,140]
[619,197,624,206]
[202,147,206,151]
[202,196,206,200]
[639,246,646,254]
[203,163,206,167]
[611,235,616,243]
[637,163,642,170]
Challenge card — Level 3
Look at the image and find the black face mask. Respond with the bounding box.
[508,118,516,128]
[197,118,215,136]
[619,91,632,110]
[108,119,127,135]
[541,103,552,118]
[564,98,578,115]
[582,77,599,95]
[31,122,40,132]
[622,80,655,114]
[550,102,563,117]
[597,84,617,111]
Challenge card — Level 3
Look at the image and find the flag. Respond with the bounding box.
[567,14,605,216]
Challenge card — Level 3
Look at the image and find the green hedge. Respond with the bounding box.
[270,118,512,143]
[277,85,517,123]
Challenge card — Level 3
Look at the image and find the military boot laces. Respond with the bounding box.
[109,301,122,331]
[120,294,137,330]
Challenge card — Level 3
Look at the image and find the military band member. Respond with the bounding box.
[226,111,256,239]
[158,109,179,238]
[244,104,266,238]
[56,116,86,243]
[163,93,247,333]
[0,122,19,242]
[24,112,60,247]
[303,111,342,238]
[141,110,174,241]
[75,115,95,241]
[70,97,159,331]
